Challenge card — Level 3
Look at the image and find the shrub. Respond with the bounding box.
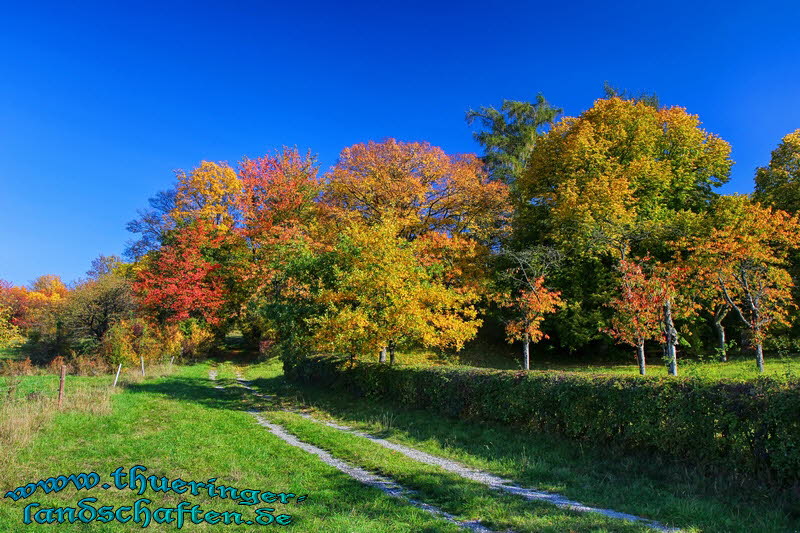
[0,358,36,376]
[285,355,800,484]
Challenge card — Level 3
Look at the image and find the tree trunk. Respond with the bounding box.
[664,297,678,376]
[756,343,764,373]
[715,321,727,362]
[714,306,728,362]
[379,347,387,363]
[389,340,396,365]
[523,332,530,370]
[637,341,646,376]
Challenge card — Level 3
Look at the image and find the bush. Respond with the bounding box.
[285,355,800,484]
[0,358,36,376]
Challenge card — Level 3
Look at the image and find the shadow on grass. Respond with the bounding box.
[243,372,800,532]
[123,375,258,413]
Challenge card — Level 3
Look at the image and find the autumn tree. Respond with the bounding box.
[650,261,695,376]
[310,218,482,363]
[62,271,136,350]
[498,247,565,370]
[514,96,732,353]
[688,196,800,372]
[235,148,323,345]
[604,258,662,375]
[134,221,230,327]
[521,97,732,251]
[172,161,241,228]
[87,254,123,279]
[0,304,22,350]
[323,138,510,243]
[754,129,800,213]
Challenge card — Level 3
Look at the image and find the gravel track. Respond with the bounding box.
[234,373,679,532]
[209,369,499,532]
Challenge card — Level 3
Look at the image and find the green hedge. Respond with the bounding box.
[285,355,800,484]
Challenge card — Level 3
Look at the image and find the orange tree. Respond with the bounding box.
[322,138,510,243]
[233,148,324,349]
[496,247,564,370]
[688,196,800,372]
[604,257,662,375]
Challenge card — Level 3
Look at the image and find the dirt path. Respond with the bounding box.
[233,373,680,533]
[209,369,498,533]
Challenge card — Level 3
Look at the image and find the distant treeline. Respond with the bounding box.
[2,91,800,376]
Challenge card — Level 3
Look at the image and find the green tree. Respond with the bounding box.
[466,94,561,188]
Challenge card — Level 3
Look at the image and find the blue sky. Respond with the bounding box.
[1,0,799,286]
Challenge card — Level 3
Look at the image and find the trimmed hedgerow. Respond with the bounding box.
[285,355,800,484]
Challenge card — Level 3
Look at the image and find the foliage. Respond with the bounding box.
[520,96,732,253]
[124,188,176,260]
[323,138,510,242]
[134,221,230,326]
[172,161,241,228]
[604,258,662,353]
[61,271,136,351]
[687,196,800,369]
[754,129,800,213]
[0,305,22,350]
[466,94,561,187]
[309,218,483,360]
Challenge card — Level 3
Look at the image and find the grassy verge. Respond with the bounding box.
[241,358,800,533]
[393,346,800,381]
[0,362,471,531]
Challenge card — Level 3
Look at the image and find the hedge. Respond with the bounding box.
[284,355,800,484]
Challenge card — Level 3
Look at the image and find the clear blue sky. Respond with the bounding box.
[1,0,798,286]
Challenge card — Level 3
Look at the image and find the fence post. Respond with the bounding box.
[113,363,122,387]
[140,356,145,377]
[58,364,66,409]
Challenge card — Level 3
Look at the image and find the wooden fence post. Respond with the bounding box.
[113,363,122,387]
[58,364,66,409]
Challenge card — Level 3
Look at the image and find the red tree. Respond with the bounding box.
[134,222,228,326]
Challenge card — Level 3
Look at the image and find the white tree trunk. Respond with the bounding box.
[379,347,387,363]
[756,343,764,373]
[523,332,530,370]
[637,341,646,376]
[664,297,678,376]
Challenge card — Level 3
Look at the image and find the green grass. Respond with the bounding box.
[396,346,800,381]
[0,344,23,361]
[0,363,468,531]
[240,358,800,533]
[0,374,113,400]
[4,355,799,532]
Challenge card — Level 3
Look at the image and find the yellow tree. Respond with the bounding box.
[310,218,482,363]
[520,96,732,254]
[172,161,241,228]
[688,196,800,372]
[0,305,22,349]
[754,129,800,213]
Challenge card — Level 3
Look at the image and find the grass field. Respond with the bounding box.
[2,355,799,532]
[395,346,800,381]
